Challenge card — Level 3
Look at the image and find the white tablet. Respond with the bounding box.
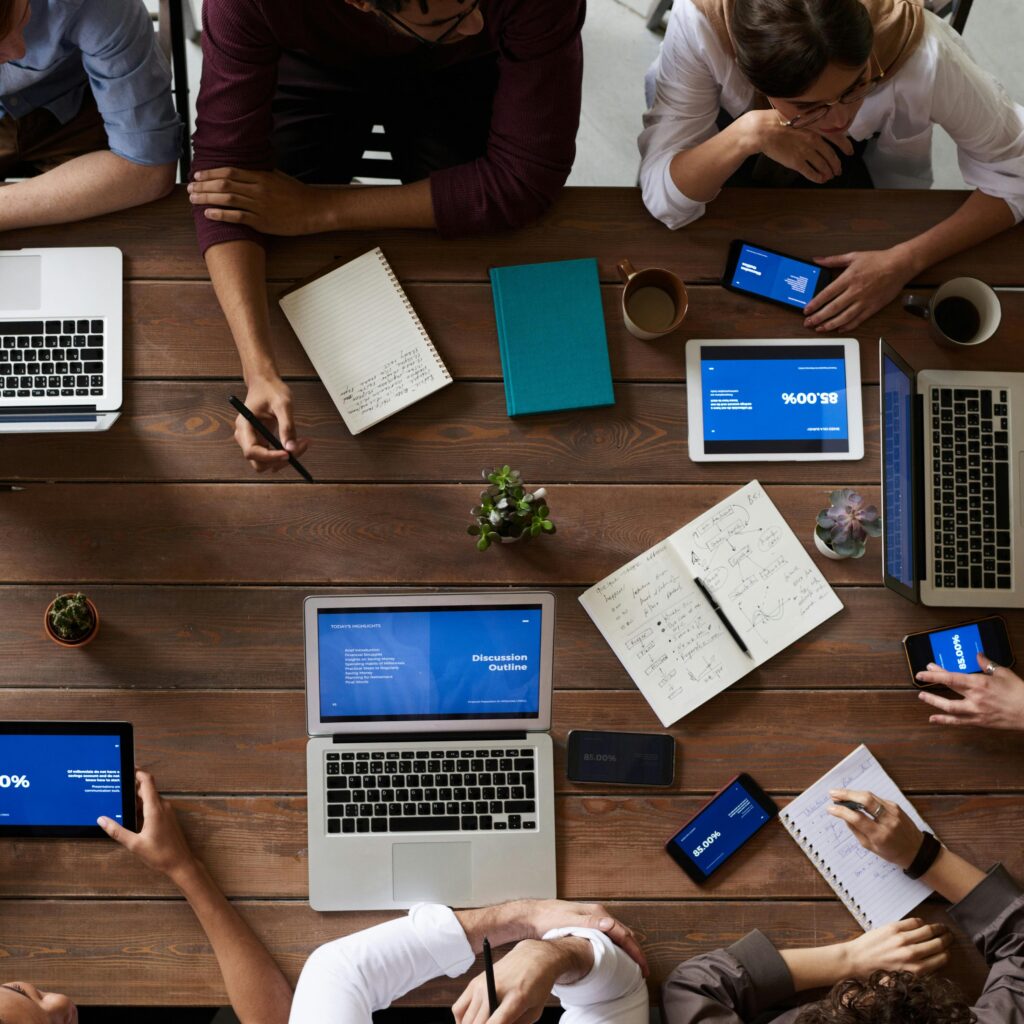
[685,339,864,462]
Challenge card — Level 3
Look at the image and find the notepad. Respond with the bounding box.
[579,481,842,727]
[490,258,614,416]
[780,745,935,930]
[279,248,451,435]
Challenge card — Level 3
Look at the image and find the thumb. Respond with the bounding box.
[273,400,296,449]
[98,815,134,849]
[815,253,854,267]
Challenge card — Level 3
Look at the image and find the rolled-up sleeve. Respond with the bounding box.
[73,0,180,166]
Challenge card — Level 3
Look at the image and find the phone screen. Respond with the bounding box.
[730,243,823,309]
[668,778,773,878]
[568,731,674,785]
[927,623,985,673]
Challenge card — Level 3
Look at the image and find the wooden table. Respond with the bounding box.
[2,186,1023,1008]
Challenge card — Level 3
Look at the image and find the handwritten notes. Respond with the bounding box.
[780,745,934,930]
[280,248,451,435]
[579,481,842,726]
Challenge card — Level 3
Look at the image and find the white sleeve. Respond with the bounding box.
[288,904,476,1024]
[925,12,1024,222]
[543,928,650,1024]
[638,0,726,229]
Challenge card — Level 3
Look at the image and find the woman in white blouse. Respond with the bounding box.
[639,0,1024,332]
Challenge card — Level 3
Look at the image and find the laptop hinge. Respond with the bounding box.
[913,391,927,582]
[0,404,98,417]
[331,730,528,744]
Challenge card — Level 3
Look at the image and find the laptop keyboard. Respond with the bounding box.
[0,319,105,399]
[324,746,538,836]
[931,386,1012,590]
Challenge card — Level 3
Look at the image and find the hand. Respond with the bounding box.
[234,375,310,473]
[98,770,197,880]
[747,110,854,184]
[452,937,591,1024]
[188,167,325,235]
[842,918,953,979]
[802,247,915,331]
[826,789,923,870]
[916,652,1024,730]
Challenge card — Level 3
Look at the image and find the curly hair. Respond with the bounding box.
[795,971,977,1024]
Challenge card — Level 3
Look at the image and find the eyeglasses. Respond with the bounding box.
[378,0,482,48]
[770,52,884,130]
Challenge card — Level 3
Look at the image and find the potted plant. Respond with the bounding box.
[44,592,100,647]
[814,489,882,560]
[468,465,556,552]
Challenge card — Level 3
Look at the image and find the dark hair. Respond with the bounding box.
[795,971,977,1024]
[729,0,873,97]
[364,0,464,13]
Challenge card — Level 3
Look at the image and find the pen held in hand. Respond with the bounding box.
[483,936,499,1017]
[228,394,314,483]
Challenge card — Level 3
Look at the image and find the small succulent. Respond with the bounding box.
[467,465,556,552]
[48,592,96,642]
[815,488,882,558]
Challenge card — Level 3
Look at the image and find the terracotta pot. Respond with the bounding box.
[44,596,100,647]
[813,530,846,561]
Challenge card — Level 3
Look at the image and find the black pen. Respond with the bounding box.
[228,394,314,483]
[483,937,499,1017]
[834,799,877,819]
[693,576,753,658]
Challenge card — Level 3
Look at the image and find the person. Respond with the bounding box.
[639,0,1024,333]
[185,0,584,474]
[916,649,1024,731]
[0,770,649,1024]
[660,783,1024,1022]
[0,0,180,230]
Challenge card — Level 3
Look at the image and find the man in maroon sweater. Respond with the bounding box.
[187,0,584,471]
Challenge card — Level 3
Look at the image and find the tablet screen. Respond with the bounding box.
[700,344,851,455]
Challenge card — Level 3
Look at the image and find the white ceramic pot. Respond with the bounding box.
[813,530,846,560]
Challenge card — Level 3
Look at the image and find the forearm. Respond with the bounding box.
[923,846,987,905]
[668,115,759,204]
[779,944,850,993]
[310,179,436,232]
[171,859,292,1024]
[0,151,174,230]
[455,900,532,953]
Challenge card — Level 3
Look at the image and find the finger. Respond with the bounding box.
[241,442,290,464]
[204,208,256,225]
[193,167,260,184]
[97,814,135,848]
[915,691,965,715]
[898,919,944,940]
[809,136,842,176]
[909,933,955,961]
[816,301,864,333]
[451,979,474,1022]
[911,949,950,976]
[829,133,855,157]
[800,156,831,184]
[136,770,161,810]
[189,190,258,210]
[975,650,1006,678]
[827,803,878,837]
[929,713,971,727]
[803,275,848,318]
[589,916,649,976]
[805,290,853,329]
[813,253,856,268]
[894,916,925,932]
[272,402,296,447]
[915,667,975,695]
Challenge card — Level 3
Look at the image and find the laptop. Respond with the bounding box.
[0,247,123,433]
[880,338,1023,606]
[303,591,558,911]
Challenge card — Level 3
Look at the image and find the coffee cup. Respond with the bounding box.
[618,259,688,340]
[902,277,1001,348]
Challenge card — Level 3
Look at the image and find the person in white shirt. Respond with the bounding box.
[639,0,1024,333]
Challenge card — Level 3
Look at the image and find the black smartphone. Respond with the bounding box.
[722,239,832,312]
[566,730,675,786]
[903,615,1014,683]
[664,773,778,884]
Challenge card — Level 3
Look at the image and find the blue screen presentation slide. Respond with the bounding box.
[732,244,823,308]
[701,345,849,453]
[0,733,125,826]
[929,623,984,673]
[883,355,915,588]
[672,780,772,876]
[318,606,543,720]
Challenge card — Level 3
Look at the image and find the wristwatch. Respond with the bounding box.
[903,831,942,880]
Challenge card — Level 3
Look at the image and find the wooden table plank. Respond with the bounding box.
[0,585,1015,691]
[0,689,1021,793]
[0,484,885,585]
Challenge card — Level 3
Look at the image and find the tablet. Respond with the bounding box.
[685,339,864,462]
[0,722,135,837]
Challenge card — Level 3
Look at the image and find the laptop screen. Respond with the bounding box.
[316,604,544,722]
[882,353,915,590]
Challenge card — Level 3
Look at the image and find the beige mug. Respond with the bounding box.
[618,259,688,340]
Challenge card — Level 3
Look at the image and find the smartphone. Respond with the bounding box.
[566,730,675,786]
[722,239,832,312]
[664,773,778,884]
[903,615,1014,683]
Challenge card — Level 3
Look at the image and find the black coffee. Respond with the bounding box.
[934,296,981,343]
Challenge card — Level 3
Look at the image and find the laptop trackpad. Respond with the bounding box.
[393,842,472,904]
[0,256,41,309]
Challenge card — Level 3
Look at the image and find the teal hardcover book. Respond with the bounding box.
[490,258,615,416]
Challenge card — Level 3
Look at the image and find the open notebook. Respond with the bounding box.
[780,745,935,930]
[579,480,842,726]
[279,248,451,435]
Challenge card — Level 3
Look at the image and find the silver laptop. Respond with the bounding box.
[0,247,123,433]
[880,339,1024,606]
[303,591,557,911]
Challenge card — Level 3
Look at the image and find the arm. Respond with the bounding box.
[99,771,292,1024]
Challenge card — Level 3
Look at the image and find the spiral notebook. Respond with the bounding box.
[780,745,935,930]
[279,247,451,435]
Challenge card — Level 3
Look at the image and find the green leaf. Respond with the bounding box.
[477,536,490,552]
[467,524,480,536]
[542,520,555,532]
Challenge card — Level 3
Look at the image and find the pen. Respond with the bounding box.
[834,799,878,819]
[483,937,499,1017]
[228,394,314,483]
[694,576,753,658]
